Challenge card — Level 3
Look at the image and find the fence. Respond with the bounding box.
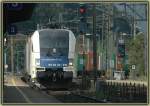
[96,80,147,103]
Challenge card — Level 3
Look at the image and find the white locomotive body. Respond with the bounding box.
[24,29,76,88]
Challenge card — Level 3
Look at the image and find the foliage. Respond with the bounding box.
[127,33,145,76]
[14,4,63,33]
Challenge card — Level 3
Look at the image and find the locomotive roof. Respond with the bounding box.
[37,28,71,33]
[31,28,75,38]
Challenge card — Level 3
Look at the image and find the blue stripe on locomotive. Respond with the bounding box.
[40,56,69,68]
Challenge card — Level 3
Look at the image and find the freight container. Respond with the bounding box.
[86,51,93,71]
[86,51,99,72]
[76,53,87,76]
[76,51,101,77]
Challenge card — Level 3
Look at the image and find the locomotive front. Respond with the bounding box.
[33,29,75,87]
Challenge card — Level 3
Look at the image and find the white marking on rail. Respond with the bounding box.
[12,78,32,103]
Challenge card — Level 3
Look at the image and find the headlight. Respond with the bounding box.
[35,59,40,66]
[63,64,67,66]
[69,62,73,66]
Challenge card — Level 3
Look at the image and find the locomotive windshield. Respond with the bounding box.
[39,29,69,57]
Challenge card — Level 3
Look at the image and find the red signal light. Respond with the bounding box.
[80,8,85,13]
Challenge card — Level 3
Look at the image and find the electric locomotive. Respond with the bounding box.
[24,28,76,88]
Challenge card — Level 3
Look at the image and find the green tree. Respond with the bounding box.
[127,33,145,76]
[14,4,63,33]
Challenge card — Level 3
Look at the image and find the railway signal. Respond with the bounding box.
[79,4,86,20]
[79,4,87,33]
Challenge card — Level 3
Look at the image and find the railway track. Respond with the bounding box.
[43,89,108,103]
[70,93,108,103]
[20,76,147,103]
[27,81,107,103]
[21,76,108,103]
